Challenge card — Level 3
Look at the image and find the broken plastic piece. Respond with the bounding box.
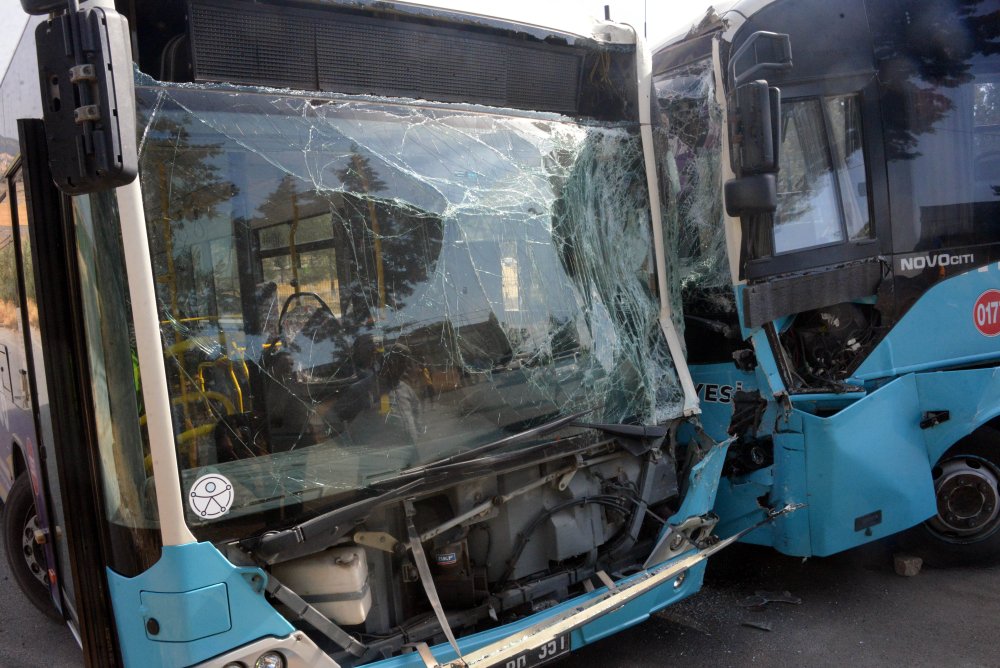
[738,590,802,608]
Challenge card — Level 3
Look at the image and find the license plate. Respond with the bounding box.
[501,633,571,668]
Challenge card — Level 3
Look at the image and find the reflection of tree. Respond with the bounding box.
[140,113,238,319]
[878,0,1000,160]
[333,144,442,325]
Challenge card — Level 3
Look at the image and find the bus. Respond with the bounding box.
[654,0,1000,567]
[0,1,757,666]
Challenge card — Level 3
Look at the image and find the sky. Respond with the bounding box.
[0,0,716,76]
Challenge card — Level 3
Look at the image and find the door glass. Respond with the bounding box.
[775,99,846,252]
[774,95,869,253]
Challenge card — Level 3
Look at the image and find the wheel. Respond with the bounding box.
[3,473,61,620]
[904,428,1000,567]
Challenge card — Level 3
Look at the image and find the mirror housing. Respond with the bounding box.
[35,5,138,194]
[730,81,781,175]
[724,173,776,216]
[729,31,792,86]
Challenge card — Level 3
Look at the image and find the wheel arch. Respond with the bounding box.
[934,415,1000,466]
[11,439,26,479]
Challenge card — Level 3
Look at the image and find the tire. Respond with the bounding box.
[3,474,61,621]
[903,428,1000,567]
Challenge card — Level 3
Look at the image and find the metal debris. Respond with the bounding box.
[739,590,802,609]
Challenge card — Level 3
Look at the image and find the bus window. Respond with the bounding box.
[774,95,870,254]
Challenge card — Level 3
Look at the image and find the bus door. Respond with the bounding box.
[0,160,67,619]
[15,118,122,665]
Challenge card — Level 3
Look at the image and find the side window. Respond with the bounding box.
[774,95,870,254]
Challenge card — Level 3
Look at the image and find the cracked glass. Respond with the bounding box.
[654,59,731,324]
[135,79,684,531]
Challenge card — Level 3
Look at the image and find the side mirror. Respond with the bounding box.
[729,80,781,175]
[726,82,781,215]
[724,173,776,216]
[34,5,137,194]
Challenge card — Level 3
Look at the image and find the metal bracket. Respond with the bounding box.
[68,63,96,83]
[404,499,468,667]
[354,531,400,554]
[643,512,721,569]
[264,574,367,657]
[594,570,619,594]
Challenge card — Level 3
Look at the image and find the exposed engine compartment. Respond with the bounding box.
[781,302,879,387]
[239,436,685,663]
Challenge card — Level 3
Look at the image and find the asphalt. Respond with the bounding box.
[1,533,998,667]
[572,540,1000,667]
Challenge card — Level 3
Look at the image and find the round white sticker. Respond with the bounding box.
[188,473,234,519]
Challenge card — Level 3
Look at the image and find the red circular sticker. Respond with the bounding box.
[973,289,1000,337]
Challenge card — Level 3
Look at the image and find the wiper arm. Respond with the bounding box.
[247,408,621,564]
[247,477,428,564]
[395,406,598,478]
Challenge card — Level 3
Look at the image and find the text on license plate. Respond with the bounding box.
[503,633,571,668]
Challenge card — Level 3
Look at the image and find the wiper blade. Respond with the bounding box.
[396,406,598,477]
[573,422,668,456]
[247,477,428,564]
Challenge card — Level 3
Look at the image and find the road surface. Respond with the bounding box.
[1,531,998,667]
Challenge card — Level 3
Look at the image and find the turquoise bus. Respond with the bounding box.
[0,1,750,666]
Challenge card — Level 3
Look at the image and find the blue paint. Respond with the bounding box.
[688,362,758,442]
[913,368,1000,463]
[702,367,1000,557]
[796,375,936,555]
[856,265,1000,380]
[107,542,293,667]
[140,584,231,642]
[668,437,731,525]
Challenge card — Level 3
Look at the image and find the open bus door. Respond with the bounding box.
[13,118,122,666]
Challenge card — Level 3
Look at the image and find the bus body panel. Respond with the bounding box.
[656,0,1000,567]
[107,542,294,668]
[109,443,728,668]
[855,264,1000,380]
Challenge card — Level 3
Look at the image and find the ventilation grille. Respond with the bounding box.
[188,1,583,114]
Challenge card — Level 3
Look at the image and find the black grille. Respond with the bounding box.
[188,1,583,114]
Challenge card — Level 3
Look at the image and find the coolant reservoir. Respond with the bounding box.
[271,546,372,625]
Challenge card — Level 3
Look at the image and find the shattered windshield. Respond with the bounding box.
[136,81,684,532]
[654,59,728,294]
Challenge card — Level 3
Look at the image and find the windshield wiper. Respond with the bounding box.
[247,408,599,564]
[246,477,431,564]
[393,406,598,478]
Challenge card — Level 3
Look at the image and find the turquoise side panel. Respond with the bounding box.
[855,265,1000,379]
[107,542,293,667]
[140,584,231,642]
[913,368,1000,463]
[798,375,936,555]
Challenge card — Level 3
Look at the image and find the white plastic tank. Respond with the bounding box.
[271,546,372,625]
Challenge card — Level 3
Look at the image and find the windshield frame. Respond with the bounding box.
[130,76,685,542]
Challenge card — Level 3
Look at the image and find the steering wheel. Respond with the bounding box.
[277,291,337,337]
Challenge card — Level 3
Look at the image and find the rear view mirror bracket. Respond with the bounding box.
[32,2,138,194]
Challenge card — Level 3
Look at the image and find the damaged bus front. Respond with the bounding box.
[654,0,1000,571]
[0,1,789,666]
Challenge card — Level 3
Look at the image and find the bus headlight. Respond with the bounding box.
[254,652,286,668]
